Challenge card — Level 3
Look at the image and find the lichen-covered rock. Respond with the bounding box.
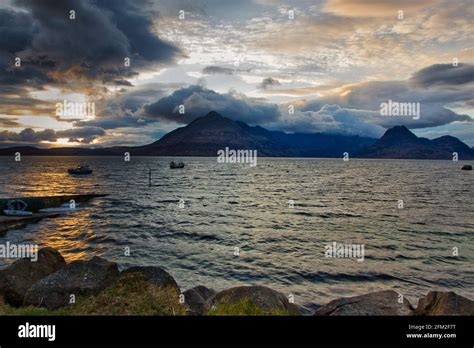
[208,285,300,315]
[314,290,415,316]
[0,247,66,306]
[183,285,216,315]
[416,291,474,315]
[121,266,179,292]
[24,256,119,309]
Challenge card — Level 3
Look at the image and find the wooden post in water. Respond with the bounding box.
[148,168,152,187]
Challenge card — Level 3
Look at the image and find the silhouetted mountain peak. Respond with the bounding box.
[380,125,418,143]
[187,111,236,129]
[203,110,224,119]
[432,135,461,143]
[196,111,228,123]
[358,125,474,159]
[431,135,472,151]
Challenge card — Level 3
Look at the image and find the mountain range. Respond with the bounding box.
[0,111,473,159]
[358,125,474,159]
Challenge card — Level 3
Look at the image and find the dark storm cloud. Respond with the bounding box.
[0,8,54,94]
[0,126,105,144]
[94,0,180,63]
[259,77,280,90]
[75,83,176,129]
[0,0,182,132]
[0,64,54,90]
[14,0,180,78]
[143,85,280,124]
[0,0,181,87]
[411,63,474,88]
[202,66,234,75]
[0,9,35,54]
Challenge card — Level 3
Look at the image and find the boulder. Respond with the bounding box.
[121,266,179,292]
[183,285,216,315]
[314,290,415,316]
[416,291,474,315]
[24,256,119,309]
[0,247,66,306]
[208,285,300,315]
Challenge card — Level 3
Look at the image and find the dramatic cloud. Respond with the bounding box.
[273,104,385,138]
[12,0,181,80]
[299,78,472,130]
[0,8,55,103]
[411,64,474,88]
[75,82,181,129]
[0,0,182,108]
[202,66,234,75]
[0,8,35,55]
[0,0,184,147]
[144,85,280,124]
[0,1,473,146]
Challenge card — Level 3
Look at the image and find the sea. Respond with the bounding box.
[0,156,473,309]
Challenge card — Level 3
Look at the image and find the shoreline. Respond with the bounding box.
[1,247,473,316]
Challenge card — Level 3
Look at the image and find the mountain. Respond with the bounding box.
[0,111,376,157]
[0,112,472,159]
[357,125,474,159]
[134,111,375,157]
[132,111,292,156]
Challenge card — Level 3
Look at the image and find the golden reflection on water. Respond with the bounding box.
[37,213,94,262]
[3,157,109,262]
[5,157,101,198]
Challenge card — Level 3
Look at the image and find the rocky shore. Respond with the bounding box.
[1,248,473,316]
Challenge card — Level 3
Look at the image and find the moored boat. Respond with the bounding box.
[170,161,185,169]
[68,165,93,175]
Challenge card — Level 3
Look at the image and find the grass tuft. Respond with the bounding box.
[207,298,292,316]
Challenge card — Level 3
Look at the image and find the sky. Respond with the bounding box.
[0,0,473,148]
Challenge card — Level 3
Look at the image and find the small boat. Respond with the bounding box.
[461,165,472,170]
[68,165,93,175]
[3,199,33,216]
[170,161,185,169]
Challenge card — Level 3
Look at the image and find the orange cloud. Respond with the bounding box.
[324,0,436,17]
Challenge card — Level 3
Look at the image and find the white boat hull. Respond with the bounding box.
[39,203,80,213]
[39,207,77,213]
[3,210,33,217]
